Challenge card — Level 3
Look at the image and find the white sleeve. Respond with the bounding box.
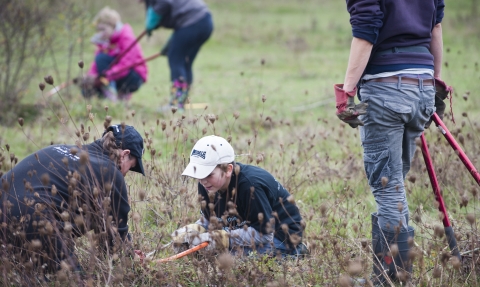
[229,227,273,248]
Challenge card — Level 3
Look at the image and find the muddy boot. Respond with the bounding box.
[380,226,415,284]
[159,79,188,113]
[170,78,188,111]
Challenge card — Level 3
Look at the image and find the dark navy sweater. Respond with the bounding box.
[197,163,303,245]
[0,141,130,242]
[347,0,445,74]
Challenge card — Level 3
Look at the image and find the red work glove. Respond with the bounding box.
[425,78,453,128]
[334,84,368,128]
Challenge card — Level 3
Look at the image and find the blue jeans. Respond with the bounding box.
[167,13,213,84]
[232,237,302,258]
[95,53,143,94]
[358,78,435,232]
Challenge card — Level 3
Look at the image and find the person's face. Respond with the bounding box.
[119,150,137,176]
[96,22,114,41]
[198,165,233,193]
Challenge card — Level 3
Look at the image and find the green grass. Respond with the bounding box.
[1,0,480,285]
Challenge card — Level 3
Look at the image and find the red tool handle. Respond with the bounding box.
[420,133,452,227]
[432,113,480,185]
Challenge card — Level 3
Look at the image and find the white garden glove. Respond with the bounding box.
[189,230,230,252]
[171,224,206,253]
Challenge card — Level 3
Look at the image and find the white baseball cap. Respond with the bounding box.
[182,135,235,179]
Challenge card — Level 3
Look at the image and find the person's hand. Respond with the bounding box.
[145,7,162,36]
[170,224,206,244]
[334,84,368,128]
[425,78,453,128]
[93,76,109,88]
[189,230,229,252]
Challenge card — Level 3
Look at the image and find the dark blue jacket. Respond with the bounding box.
[197,163,303,245]
[0,141,130,243]
[347,0,445,73]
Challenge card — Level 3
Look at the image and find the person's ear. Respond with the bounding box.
[121,149,131,158]
[226,164,234,177]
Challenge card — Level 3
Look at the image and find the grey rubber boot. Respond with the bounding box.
[380,226,415,283]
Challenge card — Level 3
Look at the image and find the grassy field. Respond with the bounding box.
[1,0,479,285]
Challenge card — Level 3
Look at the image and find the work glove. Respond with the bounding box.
[189,230,230,252]
[334,84,368,128]
[425,78,453,128]
[93,76,109,88]
[145,7,162,36]
[171,224,206,253]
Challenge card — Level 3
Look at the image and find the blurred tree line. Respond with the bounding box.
[0,0,108,125]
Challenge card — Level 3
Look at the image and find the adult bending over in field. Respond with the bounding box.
[0,123,145,276]
[84,7,148,102]
[172,135,307,258]
[335,0,449,284]
[143,0,213,112]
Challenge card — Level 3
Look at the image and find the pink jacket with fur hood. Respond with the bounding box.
[88,23,148,82]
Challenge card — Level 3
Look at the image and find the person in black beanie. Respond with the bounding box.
[0,123,145,274]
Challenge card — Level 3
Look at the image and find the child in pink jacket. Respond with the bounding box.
[86,7,148,102]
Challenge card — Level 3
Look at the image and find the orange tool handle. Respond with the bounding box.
[155,242,209,263]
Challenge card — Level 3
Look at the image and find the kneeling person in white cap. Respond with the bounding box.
[173,135,306,257]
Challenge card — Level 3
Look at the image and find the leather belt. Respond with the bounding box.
[366,76,434,86]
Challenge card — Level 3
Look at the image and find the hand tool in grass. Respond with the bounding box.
[420,132,461,260]
[155,242,209,263]
[134,242,209,264]
[419,112,480,260]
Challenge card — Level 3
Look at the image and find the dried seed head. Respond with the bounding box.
[39,82,46,91]
[347,261,362,276]
[61,211,70,221]
[79,152,89,165]
[216,253,235,270]
[31,239,42,250]
[434,225,444,238]
[432,265,442,278]
[466,213,475,225]
[233,111,240,119]
[262,95,266,102]
[132,212,141,223]
[451,256,461,270]
[44,75,54,85]
[171,107,178,114]
[381,177,388,187]
[287,195,295,204]
[397,202,404,212]
[78,60,84,68]
[208,114,216,124]
[390,243,399,257]
[51,185,57,196]
[257,213,264,222]
[261,58,265,65]
[256,154,264,164]
[41,173,50,186]
[18,118,24,127]
[338,275,352,287]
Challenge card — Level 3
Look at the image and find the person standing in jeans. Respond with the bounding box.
[144,0,213,112]
[334,0,450,284]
